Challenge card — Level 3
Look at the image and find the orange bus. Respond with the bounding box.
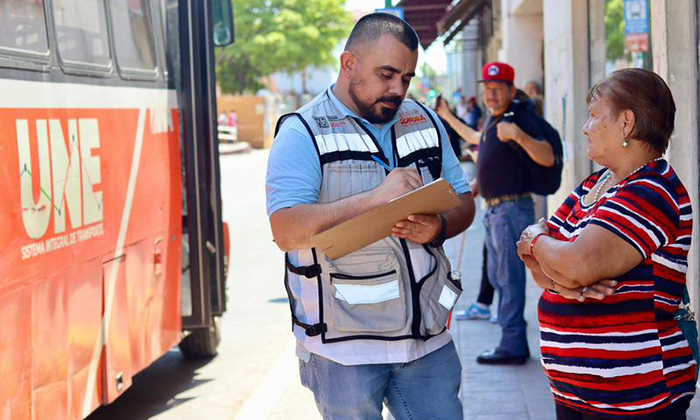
[0,1,233,419]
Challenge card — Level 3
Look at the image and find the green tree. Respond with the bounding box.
[605,0,625,62]
[216,0,352,95]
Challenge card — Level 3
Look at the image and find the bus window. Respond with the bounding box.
[108,0,157,72]
[51,0,110,66]
[151,0,180,81]
[0,0,49,54]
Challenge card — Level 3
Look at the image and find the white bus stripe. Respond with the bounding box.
[82,107,147,417]
[0,79,176,109]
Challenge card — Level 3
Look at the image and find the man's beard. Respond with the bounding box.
[348,80,402,124]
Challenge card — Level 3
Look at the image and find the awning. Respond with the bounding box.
[437,0,487,45]
[396,0,453,49]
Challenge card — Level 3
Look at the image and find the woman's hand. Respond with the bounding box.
[556,280,618,302]
[522,255,617,302]
[517,218,548,259]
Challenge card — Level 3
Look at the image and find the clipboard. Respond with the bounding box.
[310,178,462,260]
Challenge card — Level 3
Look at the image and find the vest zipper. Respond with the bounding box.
[330,270,397,280]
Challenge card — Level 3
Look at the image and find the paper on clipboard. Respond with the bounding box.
[310,178,461,260]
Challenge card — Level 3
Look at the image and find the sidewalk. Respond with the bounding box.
[444,203,555,420]
[444,200,700,420]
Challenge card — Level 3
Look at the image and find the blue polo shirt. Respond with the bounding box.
[266,88,469,216]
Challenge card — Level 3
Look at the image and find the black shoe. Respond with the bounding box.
[476,348,528,365]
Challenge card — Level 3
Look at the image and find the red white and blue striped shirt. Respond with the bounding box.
[540,160,697,417]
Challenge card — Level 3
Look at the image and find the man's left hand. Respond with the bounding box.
[392,214,441,243]
[496,121,523,144]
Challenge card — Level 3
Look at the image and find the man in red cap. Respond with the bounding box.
[438,61,555,365]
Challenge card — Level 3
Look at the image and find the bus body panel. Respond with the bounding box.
[0,80,184,420]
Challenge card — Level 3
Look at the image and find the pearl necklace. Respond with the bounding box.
[592,157,664,203]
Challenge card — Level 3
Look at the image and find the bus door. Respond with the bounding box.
[166,0,234,343]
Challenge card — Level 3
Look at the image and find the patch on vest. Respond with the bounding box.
[313,116,330,128]
[399,110,427,126]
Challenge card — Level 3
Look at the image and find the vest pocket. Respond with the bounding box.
[332,271,399,304]
[419,253,462,336]
[319,162,384,204]
[327,249,408,333]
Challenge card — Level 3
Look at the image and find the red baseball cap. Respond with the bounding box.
[479,62,515,84]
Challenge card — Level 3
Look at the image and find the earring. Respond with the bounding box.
[622,137,629,147]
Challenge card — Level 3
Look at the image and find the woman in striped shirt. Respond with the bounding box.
[517,68,697,419]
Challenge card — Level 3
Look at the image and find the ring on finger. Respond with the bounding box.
[580,286,589,298]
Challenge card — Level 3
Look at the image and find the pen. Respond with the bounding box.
[371,155,393,171]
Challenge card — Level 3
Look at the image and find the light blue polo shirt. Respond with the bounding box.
[266,88,469,216]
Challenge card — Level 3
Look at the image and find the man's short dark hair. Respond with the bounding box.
[344,13,420,52]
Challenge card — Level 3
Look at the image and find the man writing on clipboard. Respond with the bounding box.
[266,13,475,420]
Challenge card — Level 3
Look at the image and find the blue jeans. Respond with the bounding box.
[483,197,534,356]
[299,341,463,420]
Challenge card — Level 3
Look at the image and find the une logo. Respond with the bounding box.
[17,118,103,240]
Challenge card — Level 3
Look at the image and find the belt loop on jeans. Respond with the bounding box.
[484,193,531,208]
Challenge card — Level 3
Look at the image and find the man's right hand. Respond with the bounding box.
[371,167,423,204]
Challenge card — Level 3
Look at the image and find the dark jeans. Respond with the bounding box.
[476,244,494,306]
[555,397,691,420]
[483,198,534,356]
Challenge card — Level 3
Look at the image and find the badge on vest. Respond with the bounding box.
[313,116,330,128]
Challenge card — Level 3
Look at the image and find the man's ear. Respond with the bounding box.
[339,51,357,77]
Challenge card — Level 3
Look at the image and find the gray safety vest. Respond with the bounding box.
[276,89,462,343]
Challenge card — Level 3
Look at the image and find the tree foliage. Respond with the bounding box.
[605,0,625,62]
[216,0,352,95]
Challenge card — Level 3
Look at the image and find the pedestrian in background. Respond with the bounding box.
[524,80,544,117]
[456,95,469,120]
[454,86,548,322]
[438,61,556,365]
[465,96,482,130]
[435,95,466,161]
[218,111,229,126]
[228,110,237,128]
[518,68,697,419]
